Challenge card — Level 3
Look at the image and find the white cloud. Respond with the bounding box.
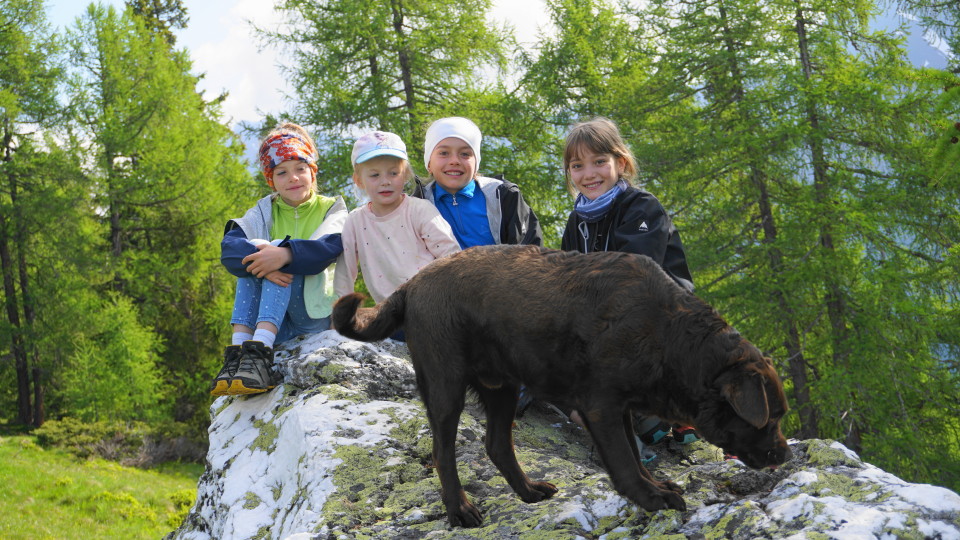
[183,0,292,126]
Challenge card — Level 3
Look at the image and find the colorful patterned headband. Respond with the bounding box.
[258,133,318,180]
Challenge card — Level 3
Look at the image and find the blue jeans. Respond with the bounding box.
[231,275,330,346]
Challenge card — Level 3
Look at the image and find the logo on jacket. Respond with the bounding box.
[638,221,649,232]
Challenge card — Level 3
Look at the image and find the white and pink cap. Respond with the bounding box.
[351,131,408,165]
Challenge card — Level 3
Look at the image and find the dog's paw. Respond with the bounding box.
[447,491,483,527]
[519,480,558,503]
[658,489,687,512]
[449,501,483,528]
[636,489,687,513]
[654,479,684,495]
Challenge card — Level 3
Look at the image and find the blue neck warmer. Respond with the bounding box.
[575,179,628,223]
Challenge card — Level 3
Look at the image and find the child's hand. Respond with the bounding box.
[243,244,292,277]
[264,271,293,287]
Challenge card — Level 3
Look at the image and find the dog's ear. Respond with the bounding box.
[719,370,770,429]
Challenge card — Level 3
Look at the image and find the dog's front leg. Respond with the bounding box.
[584,408,686,512]
[478,385,558,503]
[622,411,683,496]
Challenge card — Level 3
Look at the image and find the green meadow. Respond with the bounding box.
[0,434,202,540]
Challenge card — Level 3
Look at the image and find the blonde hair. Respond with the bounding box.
[353,155,415,184]
[563,117,638,194]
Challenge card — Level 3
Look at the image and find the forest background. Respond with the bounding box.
[2,0,958,495]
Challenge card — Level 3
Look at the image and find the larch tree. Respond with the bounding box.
[64,4,252,425]
[0,0,65,427]
[259,0,511,193]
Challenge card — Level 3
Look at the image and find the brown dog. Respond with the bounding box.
[332,245,791,527]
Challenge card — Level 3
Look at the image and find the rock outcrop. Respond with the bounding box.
[167,331,960,539]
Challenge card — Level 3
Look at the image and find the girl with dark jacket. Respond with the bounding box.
[560,117,699,453]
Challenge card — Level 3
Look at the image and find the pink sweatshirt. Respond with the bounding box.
[334,195,461,303]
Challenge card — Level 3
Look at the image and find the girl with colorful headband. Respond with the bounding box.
[210,123,347,396]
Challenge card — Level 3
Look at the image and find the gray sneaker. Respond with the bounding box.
[225,341,277,395]
[210,345,243,396]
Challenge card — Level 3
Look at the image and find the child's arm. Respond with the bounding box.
[333,220,358,297]
[612,194,694,291]
[243,243,294,277]
[420,210,462,259]
[280,234,343,275]
[613,195,672,264]
[498,180,543,246]
[515,192,543,246]
[221,226,259,277]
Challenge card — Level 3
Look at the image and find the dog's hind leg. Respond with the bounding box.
[418,367,484,528]
[583,407,687,512]
[476,384,558,504]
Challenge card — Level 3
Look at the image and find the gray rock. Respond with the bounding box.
[167,331,960,540]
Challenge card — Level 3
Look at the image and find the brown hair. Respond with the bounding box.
[258,122,319,188]
[563,117,638,194]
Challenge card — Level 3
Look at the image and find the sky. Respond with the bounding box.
[46,0,554,130]
[47,0,951,134]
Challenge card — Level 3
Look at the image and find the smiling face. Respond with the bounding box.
[427,137,477,195]
[354,156,409,216]
[567,146,626,201]
[271,159,315,206]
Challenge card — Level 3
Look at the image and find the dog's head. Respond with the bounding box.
[695,341,792,469]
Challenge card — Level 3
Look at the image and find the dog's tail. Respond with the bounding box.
[331,290,406,341]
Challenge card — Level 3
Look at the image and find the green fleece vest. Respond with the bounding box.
[271,192,334,240]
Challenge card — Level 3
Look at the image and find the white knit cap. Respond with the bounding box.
[423,117,482,172]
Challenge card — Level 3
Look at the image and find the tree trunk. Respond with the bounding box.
[754,171,820,438]
[794,3,860,452]
[390,0,417,131]
[32,365,44,427]
[0,207,31,426]
[717,0,819,437]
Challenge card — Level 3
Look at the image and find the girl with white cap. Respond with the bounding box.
[413,117,542,248]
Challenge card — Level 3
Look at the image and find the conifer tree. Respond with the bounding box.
[259,0,511,192]
[64,4,252,425]
[0,0,64,426]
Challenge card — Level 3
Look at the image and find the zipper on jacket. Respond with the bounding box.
[578,221,590,253]
[498,189,506,241]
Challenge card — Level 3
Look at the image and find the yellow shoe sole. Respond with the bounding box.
[210,379,276,396]
[210,379,231,396]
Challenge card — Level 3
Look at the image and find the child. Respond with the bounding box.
[412,116,543,248]
[414,116,543,413]
[333,131,460,325]
[210,123,347,396]
[560,117,699,447]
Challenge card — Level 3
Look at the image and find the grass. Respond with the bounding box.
[0,434,203,540]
